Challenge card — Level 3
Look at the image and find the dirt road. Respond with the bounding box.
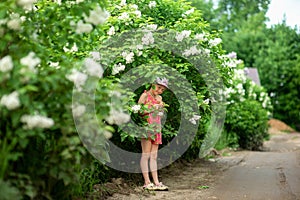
[106,132,300,200]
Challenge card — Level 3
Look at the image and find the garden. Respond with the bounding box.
[1,0,299,199]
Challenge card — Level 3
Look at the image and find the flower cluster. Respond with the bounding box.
[142,32,155,45]
[20,114,54,129]
[105,109,130,125]
[112,63,126,75]
[0,91,20,110]
[107,26,115,36]
[0,55,13,73]
[189,114,201,125]
[131,104,141,113]
[66,69,88,91]
[208,38,222,47]
[121,51,134,64]
[17,0,37,10]
[72,104,86,117]
[182,8,194,18]
[182,46,201,57]
[84,58,103,78]
[20,51,41,74]
[74,6,109,34]
[176,30,191,42]
[149,1,157,9]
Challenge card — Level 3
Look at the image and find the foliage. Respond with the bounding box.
[254,23,300,129]
[219,53,272,150]
[225,99,269,150]
[0,0,275,199]
[0,0,128,199]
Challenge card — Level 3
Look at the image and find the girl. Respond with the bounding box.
[138,77,169,191]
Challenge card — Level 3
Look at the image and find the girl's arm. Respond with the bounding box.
[138,93,147,104]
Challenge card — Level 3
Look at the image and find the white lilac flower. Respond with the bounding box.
[203,99,210,104]
[53,0,62,5]
[121,51,134,64]
[182,8,194,17]
[142,32,154,45]
[0,55,13,73]
[270,92,276,97]
[76,0,84,3]
[182,46,201,57]
[130,4,138,9]
[118,12,130,20]
[234,69,247,82]
[89,51,101,61]
[66,69,88,90]
[158,112,164,116]
[107,26,115,36]
[105,109,130,125]
[49,61,60,69]
[145,24,157,31]
[20,114,54,129]
[203,49,210,55]
[136,50,143,56]
[84,6,110,26]
[64,43,78,52]
[20,52,41,73]
[120,0,126,6]
[188,114,201,125]
[71,45,78,53]
[75,20,93,34]
[17,0,37,10]
[72,104,86,117]
[7,15,21,31]
[0,91,21,110]
[175,30,191,42]
[136,44,144,50]
[112,63,126,75]
[0,19,7,26]
[227,52,237,59]
[84,58,103,78]
[209,38,222,47]
[149,1,157,8]
[131,104,141,113]
[134,10,142,18]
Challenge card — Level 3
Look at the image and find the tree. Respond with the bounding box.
[254,23,300,128]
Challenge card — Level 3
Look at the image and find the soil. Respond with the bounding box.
[90,119,300,200]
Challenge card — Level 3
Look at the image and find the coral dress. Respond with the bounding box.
[143,91,162,145]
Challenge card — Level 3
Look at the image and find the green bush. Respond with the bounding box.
[225,99,269,150]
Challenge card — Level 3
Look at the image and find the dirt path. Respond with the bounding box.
[106,132,300,200]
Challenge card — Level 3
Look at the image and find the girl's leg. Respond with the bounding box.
[140,138,152,185]
[149,144,160,185]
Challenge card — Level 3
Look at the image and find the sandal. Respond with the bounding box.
[143,182,155,190]
[154,182,168,191]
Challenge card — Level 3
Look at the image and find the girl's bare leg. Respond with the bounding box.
[140,138,152,185]
[149,144,160,185]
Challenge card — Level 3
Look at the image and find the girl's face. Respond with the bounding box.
[152,84,166,95]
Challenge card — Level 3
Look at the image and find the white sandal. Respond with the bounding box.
[143,182,155,190]
[154,182,168,191]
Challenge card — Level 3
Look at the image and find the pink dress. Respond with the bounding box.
[143,91,162,145]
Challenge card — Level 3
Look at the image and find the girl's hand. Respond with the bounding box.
[154,104,163,109]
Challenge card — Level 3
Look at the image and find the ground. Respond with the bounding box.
[91,120,300,200]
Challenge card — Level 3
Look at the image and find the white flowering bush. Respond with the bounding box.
[0,0,273,198]
[0,0,129,199]
[91,0,233,160]
[218,52,273,150]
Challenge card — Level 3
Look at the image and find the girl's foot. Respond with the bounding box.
[154,182,168,191]
[143,182,155,190]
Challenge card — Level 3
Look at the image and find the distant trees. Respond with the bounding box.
[188,0,300,129]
